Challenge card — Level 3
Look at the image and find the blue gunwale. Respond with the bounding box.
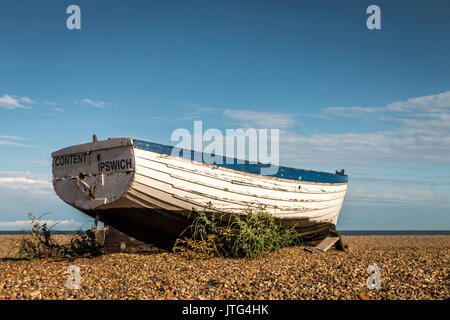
[133,139,348,184]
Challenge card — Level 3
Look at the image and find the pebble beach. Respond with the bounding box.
[0,235,448,300]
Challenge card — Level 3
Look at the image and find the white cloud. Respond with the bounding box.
[326,91,450,117]
[43,100,58,106]
[0,135,33,147]
[279,129,450,166]
[0,219,81,228]
[0,94,33,110]
[0,135,36,148]
[0,172,53,195]
[77,99,118,108]
[346,186,450,205]
[43,101,64,112]
[0,140,31,147]
[150,112,207,123]
[28,160,52,167]
[19,96,35,104]
[384,91,450,114]
[0,135,25,140]
[194,106,216,112]
[222,109,297,128]
[80,99,106,108]
[279,91,450,166]
[184,103,216,113]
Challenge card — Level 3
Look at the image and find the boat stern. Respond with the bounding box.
[51,138,135,211]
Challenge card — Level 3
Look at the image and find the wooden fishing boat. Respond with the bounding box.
[51,137,348,247]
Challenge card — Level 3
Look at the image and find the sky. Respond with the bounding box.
[0,0,449,230]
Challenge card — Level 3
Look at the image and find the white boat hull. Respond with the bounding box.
[52,138,348,247]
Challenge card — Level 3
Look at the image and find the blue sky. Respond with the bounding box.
[0,0,449,230]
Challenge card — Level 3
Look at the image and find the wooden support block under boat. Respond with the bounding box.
[87,226,163,254]
[315,236,340,252]
[304,229,348,253]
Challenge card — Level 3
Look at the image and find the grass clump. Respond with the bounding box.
[18,213,101,260]
[173,204,301,259]
[55,230,102,258]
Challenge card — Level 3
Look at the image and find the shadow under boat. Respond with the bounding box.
[86,207,337,252]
